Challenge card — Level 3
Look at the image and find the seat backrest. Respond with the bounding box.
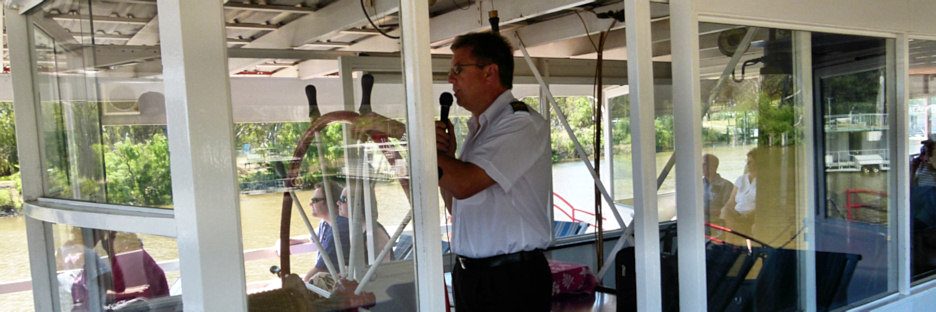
[554,221,589,238]
[393,234,414,260]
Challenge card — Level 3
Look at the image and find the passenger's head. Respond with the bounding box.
[744,149,758,176]
[337,187,349,218]
[337,184,380,222]
[702,154,720,179]
[448,31,514,114]
[311,180,342,219]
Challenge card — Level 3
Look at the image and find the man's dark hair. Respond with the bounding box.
[451,31,514,89]
[314,180,342,203]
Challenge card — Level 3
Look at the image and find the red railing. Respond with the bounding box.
[845,189,888,222]
[553,192,606,228]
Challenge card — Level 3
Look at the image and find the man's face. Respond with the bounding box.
[448,46,488,113]
[310,188,328,219]
[702,156,718,179]
[337,188,349,218]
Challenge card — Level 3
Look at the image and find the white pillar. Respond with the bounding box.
[894,34,911,295]
[399,0,445,311]
[6,8,59,311]
[793,30,817,312]
[671,0,708,310]
[156,1,247,311]
[625,0,662,310]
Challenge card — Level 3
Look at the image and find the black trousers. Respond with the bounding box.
[452,251,552,312]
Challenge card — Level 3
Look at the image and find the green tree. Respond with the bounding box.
[0,103,18,177]
[101,133,173,206]
[822,69,883,115]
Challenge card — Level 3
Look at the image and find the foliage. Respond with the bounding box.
[0,103,18,177]
[655,115,675,152]
[41,102,71,195]
[0,189,14,211]
[547,97,596,162]
[235,122,346,189]
[101,133,173,206]
[821,69,883,115]
[520,95,682,163]
[758,97,794,143]
[702,126,730,144]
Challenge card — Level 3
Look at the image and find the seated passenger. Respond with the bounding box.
[337,186,393,262]
[303,181,350,282]
[703,154,734,227]
[721,150,757,244]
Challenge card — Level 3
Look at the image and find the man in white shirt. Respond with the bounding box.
[436,31,552,311]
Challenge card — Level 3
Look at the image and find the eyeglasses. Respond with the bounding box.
[449,63,488,76]
[338,195,348,203]
[309,197,325,204]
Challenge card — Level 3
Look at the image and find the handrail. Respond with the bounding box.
[845,189,888,222]
[553,192,606,228]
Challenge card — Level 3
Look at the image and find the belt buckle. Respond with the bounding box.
[458,257,466,270]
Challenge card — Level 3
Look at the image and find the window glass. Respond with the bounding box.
[814,33,892,305]
[52,225,179,311]
[700,23,896,310]
[229,49,416,312]
[30,0,172,208]
[909,38,936,282]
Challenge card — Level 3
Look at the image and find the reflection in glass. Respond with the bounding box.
[31,0,172,208]
[234,73,416,310]
[700,24,896,310]
[909,39,936,282]
[53,225,179,311]
[815,33,891,305]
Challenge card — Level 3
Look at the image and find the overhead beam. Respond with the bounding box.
[227,48,358,60]
[428,0,597,44]
[225,22,280,31]
[300,41,354,48]
[227,38,252,44]
[71,32,133,40]
[340,28,383,36]
[226,0,398,74]
[127,15,161,46]
[341,0,597,56]
[91,45,161,68]
[223,2,316,14]
[511,1,624,49]
[32,14,81,47]
[101,0,318,15]
[47,14,151,25]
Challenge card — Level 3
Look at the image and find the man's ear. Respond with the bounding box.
[486,64,500,84]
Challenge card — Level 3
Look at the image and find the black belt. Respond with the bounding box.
[457,249,544,270]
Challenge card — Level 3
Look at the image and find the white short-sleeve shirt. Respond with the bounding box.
[733,174,756,214]
[451,90,552,258]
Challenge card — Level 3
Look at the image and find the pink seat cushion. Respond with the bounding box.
[549,260,598,296]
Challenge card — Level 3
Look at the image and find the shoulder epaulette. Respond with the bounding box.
[509,100,529,113]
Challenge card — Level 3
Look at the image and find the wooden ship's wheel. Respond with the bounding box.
[247,74,411,311]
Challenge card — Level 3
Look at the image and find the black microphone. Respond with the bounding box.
[360,73,374,114]
[440,92,453,125]
[305,85,319,120]
[438,92,454,180]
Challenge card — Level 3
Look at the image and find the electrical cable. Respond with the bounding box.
[732,57,763,82]
[591,19,616,269]
[574,10,599,53]
[777,224,807,249]
[360,0,400,40]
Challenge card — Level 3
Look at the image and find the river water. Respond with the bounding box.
[0,145,758,310]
